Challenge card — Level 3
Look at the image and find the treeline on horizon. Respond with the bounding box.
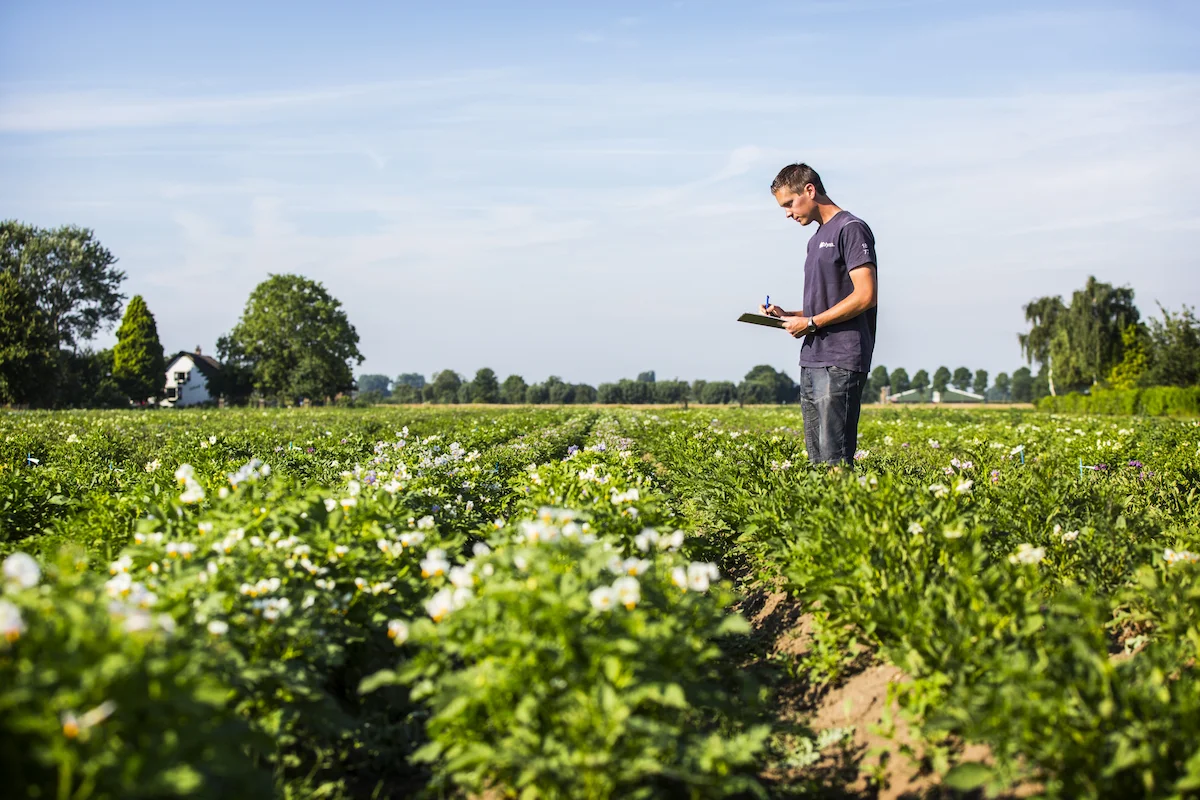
[3,221,1197,411]
[354,364,1053,406]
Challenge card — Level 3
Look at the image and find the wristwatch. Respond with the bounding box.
[805,316,820,334]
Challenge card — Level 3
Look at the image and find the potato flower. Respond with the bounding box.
[1008,543,1046,565]
[3,552,41,590]
[589,585,616,611]
[387,619,410,645]
[420,549,451,578]
[612,576,641,609]
[0,599,25,643]
[1165,548,1200,566]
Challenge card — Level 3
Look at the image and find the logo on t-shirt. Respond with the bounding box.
[818,241,836,249]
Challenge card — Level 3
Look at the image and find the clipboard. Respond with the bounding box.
[737,312,787,329]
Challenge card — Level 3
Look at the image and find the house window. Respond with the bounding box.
[165,387,178,400]
[174,371,188,383]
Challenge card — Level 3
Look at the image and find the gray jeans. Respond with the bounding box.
[799,366,868,465]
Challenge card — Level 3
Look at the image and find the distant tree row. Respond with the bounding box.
[865,365,1048,403]
[355,365,798,406]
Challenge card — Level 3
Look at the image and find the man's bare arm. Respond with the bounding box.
[781,265,876,336]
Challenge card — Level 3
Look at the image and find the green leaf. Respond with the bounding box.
[943,762,992,791]
[357,669,398,695]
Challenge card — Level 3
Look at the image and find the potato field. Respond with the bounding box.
[1,407,1198,799]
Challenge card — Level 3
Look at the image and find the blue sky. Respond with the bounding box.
[3,0,1198,386]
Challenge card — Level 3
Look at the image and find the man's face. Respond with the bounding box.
[774,185,817,225]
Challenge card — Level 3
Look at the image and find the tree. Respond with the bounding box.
[1145,304,1200,388]
[932,366,951,393]
[396,373,425,390]
[1019,295,1066,396]
[888,368,910,394]
[654,379,689,405]
[526,381,549,404]
[573,384,597,404]
[867,365,890,402]
[597,383,622,404]
[546,376,573,404]
[0,271,57,406]
[1032,365,1051,401]
[1011,367,1033,402]
[500,374,528,404]
[212,334,255,405]
[357,374,392,396]
[700,381,737,404]
[110,296,165,404]
[619,379,654,404]
[428,370,462,404]
[1019,277,1139,395]
[691,380,707,403]
[225,274,363,404]
[992,372,1011,402]
[637,370,656,383]
[470,368,500,403]
[1106,324,1150,390]
[951,367,972,391]
[740,365,796,404]
[0,221,126,351]
[972,369,988,397]
[911,369,930,392]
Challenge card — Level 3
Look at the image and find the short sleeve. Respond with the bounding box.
[840,221,876,271]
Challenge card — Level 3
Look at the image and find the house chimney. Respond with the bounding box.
[195,346,202,355]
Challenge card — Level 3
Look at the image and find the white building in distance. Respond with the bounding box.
[161,347,222,408]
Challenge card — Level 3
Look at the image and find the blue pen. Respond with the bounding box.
[764,295,770,312]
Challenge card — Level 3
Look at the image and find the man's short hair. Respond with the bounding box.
[770,163,826,196]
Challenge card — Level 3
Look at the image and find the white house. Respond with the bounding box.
[161,347,222,408]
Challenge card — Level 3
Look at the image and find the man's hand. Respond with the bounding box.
[783,316,810,338]
[760,303,788,317]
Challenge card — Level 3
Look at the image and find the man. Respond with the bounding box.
[761,163,877,465]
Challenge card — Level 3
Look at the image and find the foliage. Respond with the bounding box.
[0,221,126,350]
[0,271,57,406]
[1038,386,1200,416]
[1011,367,1034,402]
[469,368,499,404]
[910,369,930,392]
[224,274,363,404]
[951,366,972,391]
[868,365,890,402]
[972,369,988,396]
[888,367,910,394]
[356,374,391,397]
[933,366,951,393]
[111,296,165,404]
[1145,304,1200,388]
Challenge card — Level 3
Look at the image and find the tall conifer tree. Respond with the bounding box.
[112,295,165,403]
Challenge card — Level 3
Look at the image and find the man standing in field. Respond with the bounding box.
[761,163,878,466]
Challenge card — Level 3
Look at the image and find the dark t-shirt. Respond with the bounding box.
[800,210,877,373]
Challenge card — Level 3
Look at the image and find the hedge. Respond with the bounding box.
[1037,386,1200,416]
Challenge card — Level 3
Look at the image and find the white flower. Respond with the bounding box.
[634,529,660,552]
[907,522,924,535]
[144,459,161,473]
[174,464,194,483]
[387,619,409,644]
[589,585,616,611]
[621,558,651,576]
[1164,548,1200,566]
[472,542,492,557]
[942,526,965,540]
[179,479,205,504]
[928,483,949,499]
[346,480,361,497]
[953,478,974,494]
[1008,543,1046,565]
[449,564,475,589]
[208,435,217,445]
[1,599,25,643]
[670,566,688,590]
[339,497,357,510]
[1062,530,1079,542]
[324,498,337,512]
[207,620,229,636]
[417,515,436,530]
[612,576,641,609]
[854,449,869,460]
[686,562,720,593]
[3,552,41,590]
[426,589,455,622]
[420,549,451,578]
[928,439,940,449]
